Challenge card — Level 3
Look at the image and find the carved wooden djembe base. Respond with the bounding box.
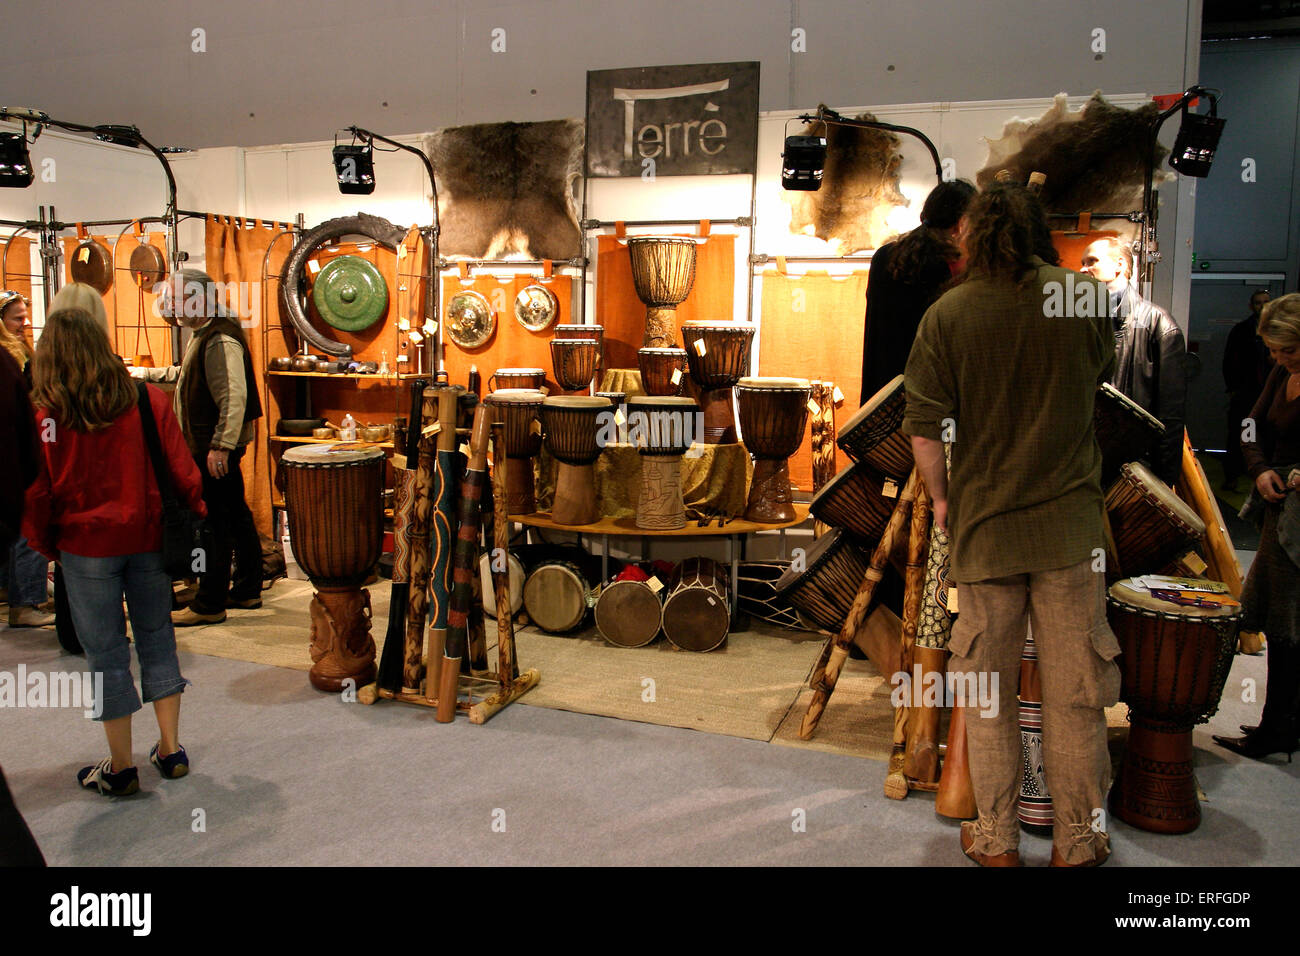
[308,587,377,692]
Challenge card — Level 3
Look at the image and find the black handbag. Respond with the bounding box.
[136,383,207,579]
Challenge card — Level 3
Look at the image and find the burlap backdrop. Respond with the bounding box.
[758,269,869,491]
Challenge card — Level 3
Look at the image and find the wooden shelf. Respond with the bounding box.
[270,435,394,448]
[267,371,423,381]
[510,503,810,537]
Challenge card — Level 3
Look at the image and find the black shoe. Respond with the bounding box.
[1212,731,1297,762]
[1240,724,1259,735]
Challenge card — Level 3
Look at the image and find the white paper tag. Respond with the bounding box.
[77,246,91,264]
[806,398,821,415]
[946,587,959,614]
[397,245,407,259]
[670,368,683,385]
[408,330,423,345]
[459,443,470,457]
[398,318,410,331]
[614,409,626,425]
[421,423,440,438]
[529,419,542,435]
[882,478,899,499]
[422,319,438,336]
[707,596,717,606]
[693,338,707,356]
[647,577,664,594]
[307,260,321,274]
[832,386,845,404]
[397,353,409,364]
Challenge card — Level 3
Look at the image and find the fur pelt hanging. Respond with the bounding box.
[422,119,584,261]
[977,92,1172,237]
[785,109,909,254]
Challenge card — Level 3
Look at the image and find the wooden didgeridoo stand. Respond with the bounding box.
[308,588,377,692]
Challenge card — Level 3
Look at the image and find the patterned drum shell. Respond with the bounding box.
[626,395,699,456]
[490,367,546,391]
[810,460,895,547]
[550,337,600,392]
[680,322,755,389]
[540,396,611,466]
[637,347,689,396]
[626,236,698,306]
[280,444,386,588]
[484,388,544,459]
[836,374,913,478]
[736,377,811,459]
[1105,461,1205,575]
[774,528,873,634]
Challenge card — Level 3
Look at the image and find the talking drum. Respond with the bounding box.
[550,337,600,394]
[809,460,894,545]
[595,564,670,647]
[484,388,544,514]
[541,395,611,525]
[626,236,698,347]
[775,528,874,633]
[281,444,385,692]
[490,367,546,392]
[837,375,914,479]
[637,347,689,396]
[680,321,755,444]
[1105,461,1206,576]
[523,548,604,633]
[1094,383,1166,485]
[661,556,732,652]
[736,377,811,522]
[627,395,699,530]
[1107,581,1240,833]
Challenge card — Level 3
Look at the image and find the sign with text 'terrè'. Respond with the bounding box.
[585,62,760,178]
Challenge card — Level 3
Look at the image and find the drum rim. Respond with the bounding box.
[280,444,386,464]
[638,347,689,356]
[838,375,905,439]
[680,321,757,332]
[542,395,612,408]
[486,388,545,404]
[1115,461,1206,533]
[736,376,812,390]
[495,366,546,375]
[624,235,701,246]
[556,323,604,331]
[626,395,698,407]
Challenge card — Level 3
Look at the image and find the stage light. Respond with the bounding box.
[1169,108,1225,178]
[781,134,827,191]
[0,131,33,187]
[93,124,143,147]
[333,141,375,195]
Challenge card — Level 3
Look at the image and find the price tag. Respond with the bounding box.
[832,386,845,404]
[307,260,321,275]
[647,577,664,594]
[539,386,550,396]
[806,398,821,415]
[670,368,682,386]
[706,596,717,606]
[459,443,470,457]
[882,478,900,499]
[529,420,542,435]
[422,319,438,336]
[398,318,411,331]
[397,353,409,364]
[693,338,707,356]
[946,587,959,614]
[421,423,440,439]
[77,246,91,264]
[408,330,424,345]
[397,245,407,260]
[614,409,626,426]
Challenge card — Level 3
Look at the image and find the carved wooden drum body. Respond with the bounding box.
[541,395,611,525]
[774,528,873,634]
[736,376,810,523]
[627,395,699,531]
[550,337,600,393]
[626,236,698,347]
[485,388,544,515]
[680,321,755,444]
[637,347,689,396]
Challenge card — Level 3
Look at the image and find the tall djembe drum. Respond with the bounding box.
[626,236,698,347]
[680,321,755,444]
[550,337,600,394]
[281,444,385,691]
[736,376,810,522]
[627,395,699,530]
[541,395,611,525]
[484,388,544,514]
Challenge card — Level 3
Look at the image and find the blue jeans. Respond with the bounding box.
[59,551,189,722]
[6,537,48,607]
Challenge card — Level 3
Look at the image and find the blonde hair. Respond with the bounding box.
[48,282,110,332]
[1259,294,1300,350]
[31,308,136,431]
[0,291,30,368]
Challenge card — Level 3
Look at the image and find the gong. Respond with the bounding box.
[129,243,167,288]
[446,288,495,349]
[514,283,559,331]
[70,240,113,294]
[311,255,389,332]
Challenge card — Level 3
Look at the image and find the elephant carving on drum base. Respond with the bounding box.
[308,588,378,693]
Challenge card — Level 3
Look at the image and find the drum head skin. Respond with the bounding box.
[1119,461,1205,534]
[524,562,591,632]
[543,395,610,409]
[595,581,663,647]
[1107,580,1240,619]
[662,588,729,652]
[737,376,811,390]
[496,366,545,376]
[838,374,904,442]
[486,388,545,405]
[280,443,385,465]
[479,551,525,619]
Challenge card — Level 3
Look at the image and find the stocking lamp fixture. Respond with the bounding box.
[332,130,376,195]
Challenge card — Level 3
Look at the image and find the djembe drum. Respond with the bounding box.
[809,460,894,545]
[627,395,699,530]
[1094,383,1166,485]
[557,323,604,378]
[595,563,670,647]
[490,366,547,392]
[484,388,544,514]
[637,347,689,396]
[680,321,755,444]
[737,376,811,522]
[541,395,611,525]
[281,444,385,692]
[837,375,914,479]
[1107,582,1240,833]
[1105,461,1206,576]
[626,236,698,347]
[661,556,732,652]
[775,528,874,633]
[550,337,600,394]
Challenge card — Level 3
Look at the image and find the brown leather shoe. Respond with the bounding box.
[171,607,226,627]
[1050,844,1111,867]
[960,825,1022,867]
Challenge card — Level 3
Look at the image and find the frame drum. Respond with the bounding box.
[661,556,732,652]
[479,550,526,620]
[837,375,913,479]
[1105,461,1205,575]
[595,564,671,648]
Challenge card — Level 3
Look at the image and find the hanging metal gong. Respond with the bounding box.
[70,239,114,294]
[446,289,495,349]
[514,283,559,331]
[311,254,389,332]
[129,243,167,288]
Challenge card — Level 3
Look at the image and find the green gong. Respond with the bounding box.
[311,255,388,332]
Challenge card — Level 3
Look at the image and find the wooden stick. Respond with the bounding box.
[1177,429,1243,596]
[885,481,930,799]
[468,670,541,724]
[490,425,519,684]
[800,470,919,740]
[810,381,837,539]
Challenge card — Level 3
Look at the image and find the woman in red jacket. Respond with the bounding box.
[23,308,206,796]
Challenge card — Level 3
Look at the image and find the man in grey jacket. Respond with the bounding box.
[1082,238,1188,484]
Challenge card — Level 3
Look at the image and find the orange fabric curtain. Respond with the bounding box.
[758,269,869,491]
[1051,230,1120,274]
[594,233,736,371]
[2,236,33,301]
[60,232,172,365]
[440,273,575,393]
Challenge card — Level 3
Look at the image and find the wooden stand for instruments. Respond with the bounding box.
[810,381,838,539]
[884,482,931,799]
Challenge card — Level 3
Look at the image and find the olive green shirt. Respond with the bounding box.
[903,258,1115,583]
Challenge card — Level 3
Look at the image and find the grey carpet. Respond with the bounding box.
[1,618,1295,866]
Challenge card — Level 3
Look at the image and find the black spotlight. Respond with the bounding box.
[93,124,142,147]
[0,130,34,187]
[1169,107,1225,178]
[782,134,827,191]
[333,141,375,195]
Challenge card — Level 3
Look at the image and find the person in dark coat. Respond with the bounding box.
[1222,290,1274,488]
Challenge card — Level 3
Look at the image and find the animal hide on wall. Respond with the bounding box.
[422,119,584,261]
[977,92,1172,240]
[785,111,909,254]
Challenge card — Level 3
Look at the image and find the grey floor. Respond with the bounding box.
[1,618,1295,868]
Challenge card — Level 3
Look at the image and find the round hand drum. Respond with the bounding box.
[1107,582,1240,833]
[661,556,732,652]
[490,367,546,392]
[556,324,604,382]
[736,376,811,522]
[680,321,755,444]
[627,395,699,530]
[1094,383,1166,486]
[541,395,611,525]
[595,564,670,648]
[1105,461,1205,577]
[775,528,874,633]
[550,337,600,393]
[280,444,385,692]
[638,347,688,396]
[484,388,544,514]
[837,374,914,479]
[809,460,895,545]
[626,236,698,347]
